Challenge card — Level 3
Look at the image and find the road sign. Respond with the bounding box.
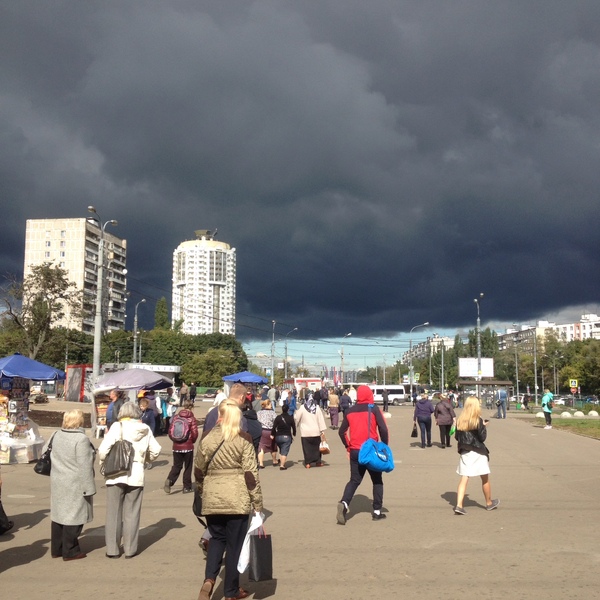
[570,379,578,388]
[571,387,577,394]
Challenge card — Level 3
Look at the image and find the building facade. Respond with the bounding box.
[24,218,127,334]
[171,230,236,335]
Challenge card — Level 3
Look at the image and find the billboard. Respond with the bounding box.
[458,358,494,378]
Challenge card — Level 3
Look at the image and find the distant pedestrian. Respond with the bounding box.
[496,388,507,419]
[287,389,298,417]
[434,394,456,448]
[271,404,296,470]
[339,389,352,417]
[257,400,279,468]
[541,388,554,429]
[337,386,389,524]
[294,394,327,468]
[189,383,197,406]
[328,388,340,429]
[382,388,389,412]
[453,396,499,515]
[164,400,198,495]
[179,382,189,404]
[413,393,435,448]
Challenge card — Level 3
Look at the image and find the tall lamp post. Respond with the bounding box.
[270,320,276,385]
[409,322,429,401]
[513,325,520,403]
[474,293,484,399]
[340,333,352,385]
[133,298,146,363]
[284,327,298,380]
[88,206,118,382]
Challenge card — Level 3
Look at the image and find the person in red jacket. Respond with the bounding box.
[164,400,199,494]
[337,385,389,525]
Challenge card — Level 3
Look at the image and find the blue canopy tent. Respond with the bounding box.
[0,353,66,381]
[222,370,268,385]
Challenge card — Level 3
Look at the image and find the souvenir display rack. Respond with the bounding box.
[0,376,44,464]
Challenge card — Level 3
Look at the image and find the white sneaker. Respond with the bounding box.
[544,425,552,429]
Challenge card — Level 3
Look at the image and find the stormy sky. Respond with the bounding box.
[2,0,599,348]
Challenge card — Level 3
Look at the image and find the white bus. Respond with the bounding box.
[342,383,408,406]
[369,384,408,406]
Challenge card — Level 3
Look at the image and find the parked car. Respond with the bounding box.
[554,398,567,406]
[585,396,599,405]
[203,388,218,399]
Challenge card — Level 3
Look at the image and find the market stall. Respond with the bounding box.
[92,368,173,437]
[222,370,268,397]
[0,353,66,464]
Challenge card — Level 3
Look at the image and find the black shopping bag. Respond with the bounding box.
[248,528,273,581]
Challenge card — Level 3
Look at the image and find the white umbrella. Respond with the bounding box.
[94,368,173,393]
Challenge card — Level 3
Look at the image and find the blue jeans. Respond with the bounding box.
[417,417,432,446]
[497,401,506,419]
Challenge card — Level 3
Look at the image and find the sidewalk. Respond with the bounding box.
[1,404,598,599]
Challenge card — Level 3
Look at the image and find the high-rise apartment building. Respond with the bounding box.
[24,218,127,334]
[172,230,236,335]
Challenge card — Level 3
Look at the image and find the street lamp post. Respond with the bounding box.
[284,327,298,380]
[409,322,429,401]
[133,299,146,363]
[340,333,352,385]
[270,320,276,386]
[88,206,118,382]
[474,293,484,399]
[513,327,520,403]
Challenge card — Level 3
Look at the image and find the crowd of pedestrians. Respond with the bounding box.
[0,380,512,598]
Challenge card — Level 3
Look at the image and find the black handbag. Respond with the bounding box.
[101,424,133,478]
[34,433,55,476]
[411,423,418,438]
[249,527,273,581]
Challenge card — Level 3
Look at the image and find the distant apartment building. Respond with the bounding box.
[24,218,127,334]
[171,230,236,335]
[553,313,600,342]
[402,334,455,363]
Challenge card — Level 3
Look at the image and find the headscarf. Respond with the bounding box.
[304,392,317,414]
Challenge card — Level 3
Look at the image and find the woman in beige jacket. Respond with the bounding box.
[195,400,263,600]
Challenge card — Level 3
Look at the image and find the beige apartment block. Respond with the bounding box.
[172,229,236,335]
[24,218,127,335]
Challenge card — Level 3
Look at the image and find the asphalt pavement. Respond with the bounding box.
[1,401,598,600]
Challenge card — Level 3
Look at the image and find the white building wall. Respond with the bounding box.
[172,235,236,335]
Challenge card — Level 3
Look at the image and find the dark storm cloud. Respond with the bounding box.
[1,1,599,339]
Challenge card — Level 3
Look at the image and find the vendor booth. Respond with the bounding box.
[0,353,66,464]
[222,370,268,397]
[91,368,173,437]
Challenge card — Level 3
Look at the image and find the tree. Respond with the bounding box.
[181,349,243,386]
[154,297,170,330]
[1,263,82,359]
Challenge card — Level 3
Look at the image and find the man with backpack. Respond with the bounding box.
[164,400,198,494]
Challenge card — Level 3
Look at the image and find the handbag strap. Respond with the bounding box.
[206,440,225,470]
[47,432,56,451]
[367,404,374,441]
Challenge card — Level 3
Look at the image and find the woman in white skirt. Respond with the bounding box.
[453,396,499,515]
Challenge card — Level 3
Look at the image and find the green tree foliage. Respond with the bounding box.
[1,263,82,359]
[154,297,170,330]
[181,348,245,386]
[101,329,133,364]
[37,327,94,369]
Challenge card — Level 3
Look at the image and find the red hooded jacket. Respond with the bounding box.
[338,386,389,451]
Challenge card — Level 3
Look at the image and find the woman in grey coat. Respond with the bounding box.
[49,409,96,561]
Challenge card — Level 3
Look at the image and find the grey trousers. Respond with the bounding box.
[105,483,144,557]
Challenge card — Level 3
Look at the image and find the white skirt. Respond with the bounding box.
[457,451,490,477]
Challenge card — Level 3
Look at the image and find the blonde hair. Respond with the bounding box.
[456,396,482,431]
[219,400,242,442]
[62,409,84,429]
[261,399,272,410]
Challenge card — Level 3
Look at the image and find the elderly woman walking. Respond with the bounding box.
[48,409,96,560]
[294,393,327,468]
[99,401,161,558]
